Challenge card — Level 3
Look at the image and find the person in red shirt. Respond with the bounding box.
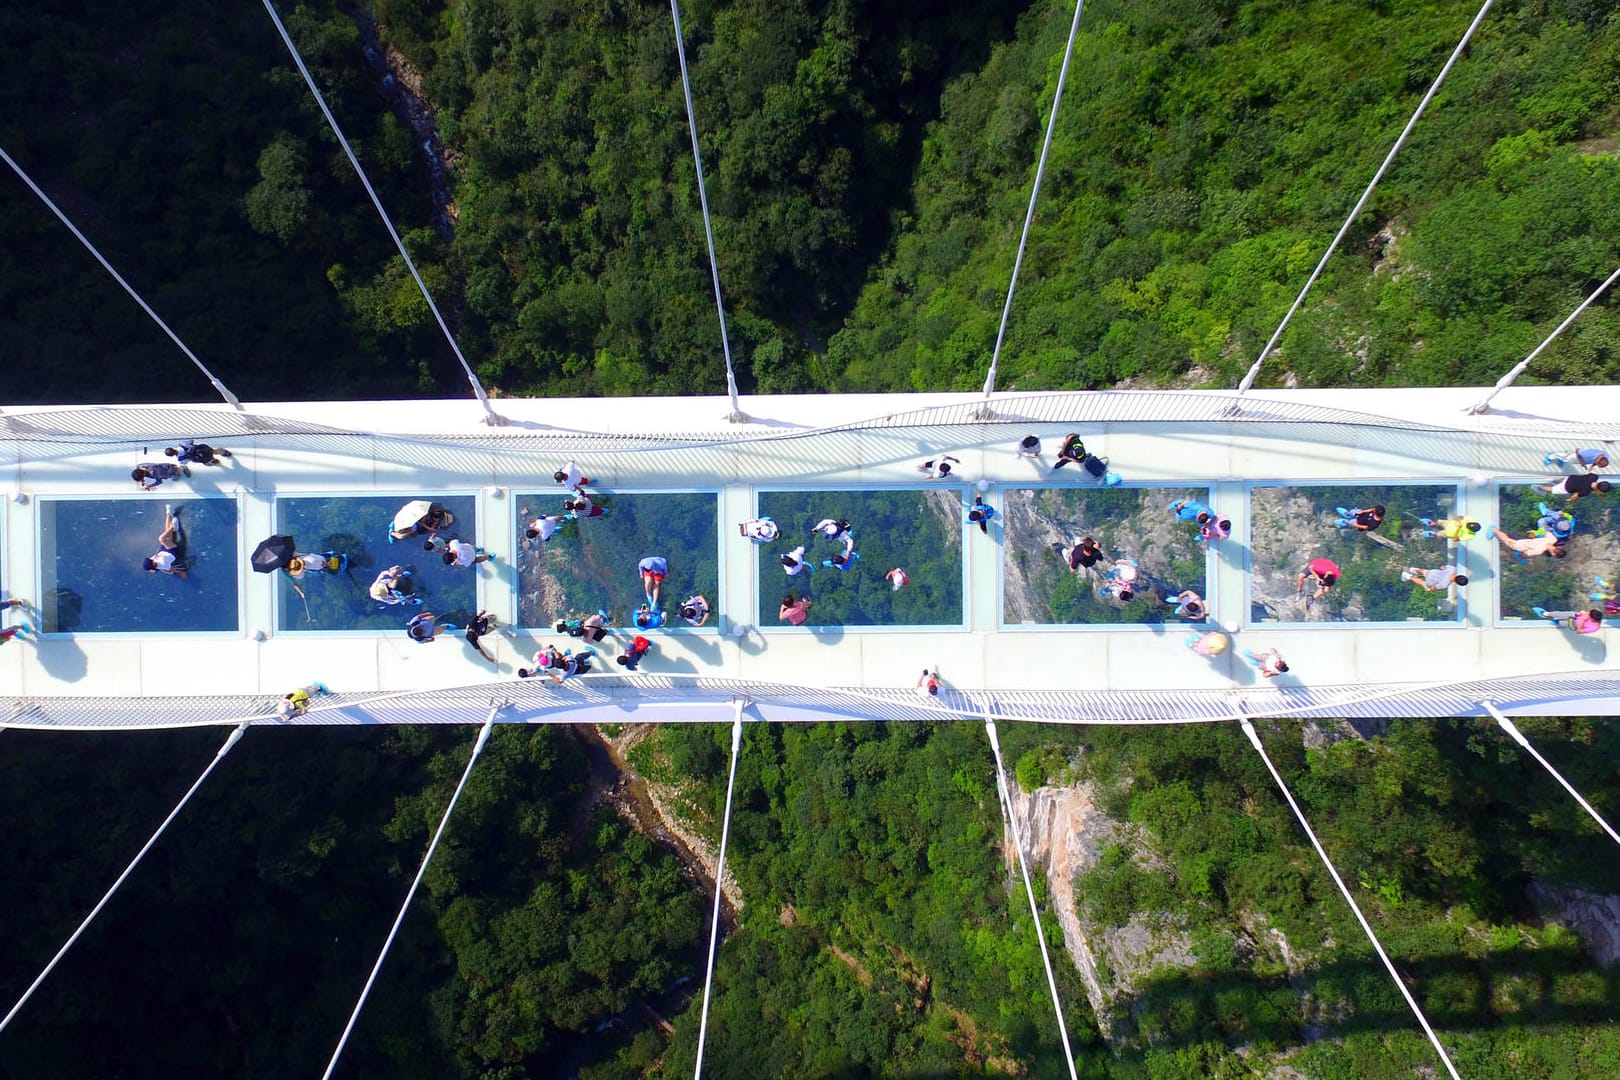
[1295,557,1340,600]
[616,636,654,670]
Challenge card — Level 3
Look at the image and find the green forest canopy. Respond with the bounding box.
[5,1,1620,404]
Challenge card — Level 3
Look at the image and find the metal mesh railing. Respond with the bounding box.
[7,390,1620,451]
[7,670,1619,732]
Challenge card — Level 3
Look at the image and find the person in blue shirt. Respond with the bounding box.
[967,495,996,534]
[823,550,861,571]
[1545,448,1610,471]
[634,604,666,630]
[1169,497,1214,523]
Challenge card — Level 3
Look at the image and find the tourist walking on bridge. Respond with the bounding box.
[526,515,566,541]
[1491,526,1567,560]
[1295,557,1340,600]
[442,538,492,568]
[463,611,498,664]
[132,461,188,490]
[917,455,960,480]
[556,611,610,643]
[390,501,454,543]
[164,439,231,467]
[638,555,668,604]
[554,461,593,492]
[781,546,816,577]
[1335,505,1384,531]
[1401,565,1467,592]
[967,495,996,534]
[405,611,456,643]
[369,565,420,606]
[1545,448,1610,471]
[740,517,780,543]
[884,567,909,591]
[1243,647,1289,678]
[1167,590,1206,620]
[1535,503,1575,541]
[1537,473,1612,502]
[616,636,653,670]
[779,592,813,625]
[273,682,329,722]
[142,505,189,579]
[1067,537,1103,573]
[1530,607,1605,634]
[679,595,710,626]
[1417,515,1481,541]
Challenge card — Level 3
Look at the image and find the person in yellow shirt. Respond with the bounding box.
[1418,516,1482,541]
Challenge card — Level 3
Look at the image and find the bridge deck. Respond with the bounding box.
[2,386,1619,727]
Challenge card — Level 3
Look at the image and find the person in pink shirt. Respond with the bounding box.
[778,592,813,625]
[1295,557,1340,600]
[1531,607,1604,634]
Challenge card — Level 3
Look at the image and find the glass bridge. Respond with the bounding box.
[3,385,1619,729]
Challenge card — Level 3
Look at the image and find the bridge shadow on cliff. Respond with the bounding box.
[1097,939,1620,1064]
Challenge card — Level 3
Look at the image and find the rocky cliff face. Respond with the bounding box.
[1528,882,1620,968]
[1003,780,1196,1040]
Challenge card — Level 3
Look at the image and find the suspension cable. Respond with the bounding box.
[259,0,501,426]
[322,709,498,1079]
[984,713,1078,1080]
[980,0,1087,416]
[668,0,744,423]
[1239,718,1460,1079]
[1233,0,1495,401]
[693,702,745,1078]
[0,145,244,411]
[1483,703,1620,846]
[0,722,249,1033]
[1468,264,1620,415]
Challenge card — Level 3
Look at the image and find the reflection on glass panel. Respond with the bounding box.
[1249,485,1462,623]
[1003,487,1210,625]
[41,498,239,632]
[275,495,479,631]
[754,489,962,627]
[515,491,718,629]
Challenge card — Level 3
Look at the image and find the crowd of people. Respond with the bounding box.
[16,436,1613,714]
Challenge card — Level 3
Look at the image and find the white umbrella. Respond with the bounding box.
[392,500,435,532]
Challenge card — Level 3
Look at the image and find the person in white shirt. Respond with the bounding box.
[780,546,816,576]
[141,506,188,579]
[369,565,419,605]
[739,517,780,543]
[442,538,491,568]
[553,460,593,492]
[678,595,710,627]
[526,515,565,541]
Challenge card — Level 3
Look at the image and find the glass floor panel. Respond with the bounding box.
[514,491,719,629]
[754,488,963,627]
[1002,487,1210,625]
[41,497,240,633]
[275,495,480,631]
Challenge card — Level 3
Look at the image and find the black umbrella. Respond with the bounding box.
[251,535,297,574]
